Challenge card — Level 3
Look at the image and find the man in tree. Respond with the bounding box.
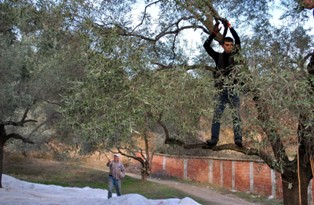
[203,19,242,147]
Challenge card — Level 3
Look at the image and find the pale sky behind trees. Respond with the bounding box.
[131,0,314,61]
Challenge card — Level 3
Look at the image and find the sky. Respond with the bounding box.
[130,0,313,64]
[0,174,201,205]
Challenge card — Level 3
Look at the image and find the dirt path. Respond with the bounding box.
[126,173,262,205]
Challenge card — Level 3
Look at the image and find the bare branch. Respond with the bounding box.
[164,137,185,146]
[163,137,280,171]
[153,62,215,72]
[27,120,48,139]
[175,0,225,42]
[176,0,213,30]
[117,147,145,166]
[194,143,279,170]
[156,112,169,139]
[143,132,151,164]
[132,0,162,32]
[1,108,37,126]
[6,133,34,144]
[155,16,209,39]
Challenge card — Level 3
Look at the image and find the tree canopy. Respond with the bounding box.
[1,0,313,203]
[57,0,314,151]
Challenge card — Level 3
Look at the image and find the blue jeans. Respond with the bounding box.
[211,88,242,142]
[108,175,121,199]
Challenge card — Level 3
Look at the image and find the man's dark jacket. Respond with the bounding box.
[203,27,241,89]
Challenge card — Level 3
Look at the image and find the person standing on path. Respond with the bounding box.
[106,154,125,199]
[203,19,243,147]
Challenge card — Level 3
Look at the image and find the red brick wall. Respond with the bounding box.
[235,161,250,192]
[212,160,221,186]
[166,156,184,178]
[149,154,313,202]
[187,158,209,182]
[253,162,272,196]
[222,161,232,189]
[151,155,163,173]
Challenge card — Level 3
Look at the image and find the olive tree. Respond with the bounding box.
[59,0,313,203]
[0,0,88,187]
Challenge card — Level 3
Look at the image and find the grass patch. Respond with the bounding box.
[123,176,191,199]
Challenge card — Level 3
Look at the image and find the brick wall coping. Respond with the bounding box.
[155,153,264,163]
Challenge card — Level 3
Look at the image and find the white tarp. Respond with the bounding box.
[0,175,201,205]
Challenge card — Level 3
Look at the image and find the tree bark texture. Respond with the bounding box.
[0,125,6,188]
[0,142,3,188]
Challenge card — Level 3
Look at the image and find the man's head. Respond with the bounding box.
[113,154,120,162]
[222,37,234,53]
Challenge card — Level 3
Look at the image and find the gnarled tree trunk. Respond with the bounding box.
[0,125,7,188]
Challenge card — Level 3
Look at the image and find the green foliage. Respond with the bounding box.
[0,0,91,156]
[55,0,313,157]
[61,43,216,148]
[1,1,313,203]
[2,0,313,162]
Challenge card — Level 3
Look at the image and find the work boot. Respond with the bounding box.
[235,139,242,147]
[206,139,218,146]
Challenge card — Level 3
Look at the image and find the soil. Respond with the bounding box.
[126,172,263,205]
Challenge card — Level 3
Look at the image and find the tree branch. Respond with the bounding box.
[163,138,280,171]
[154,62,215,72]
[155,17,209,40]
[1,108,37,126]
[156,112,170,141]
[252,92,290,165]
[175,0,214,30]
[6,133,34,144]
[117,147,145,167]
[132,0,162,32]
[175,0,224,42]
[300,51,314,68]
[143,131,150,163]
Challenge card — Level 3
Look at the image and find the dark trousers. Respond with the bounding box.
[211,88,242,141]
[108,175,121,199]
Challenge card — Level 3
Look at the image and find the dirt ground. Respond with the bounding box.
[126,172,263,205]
